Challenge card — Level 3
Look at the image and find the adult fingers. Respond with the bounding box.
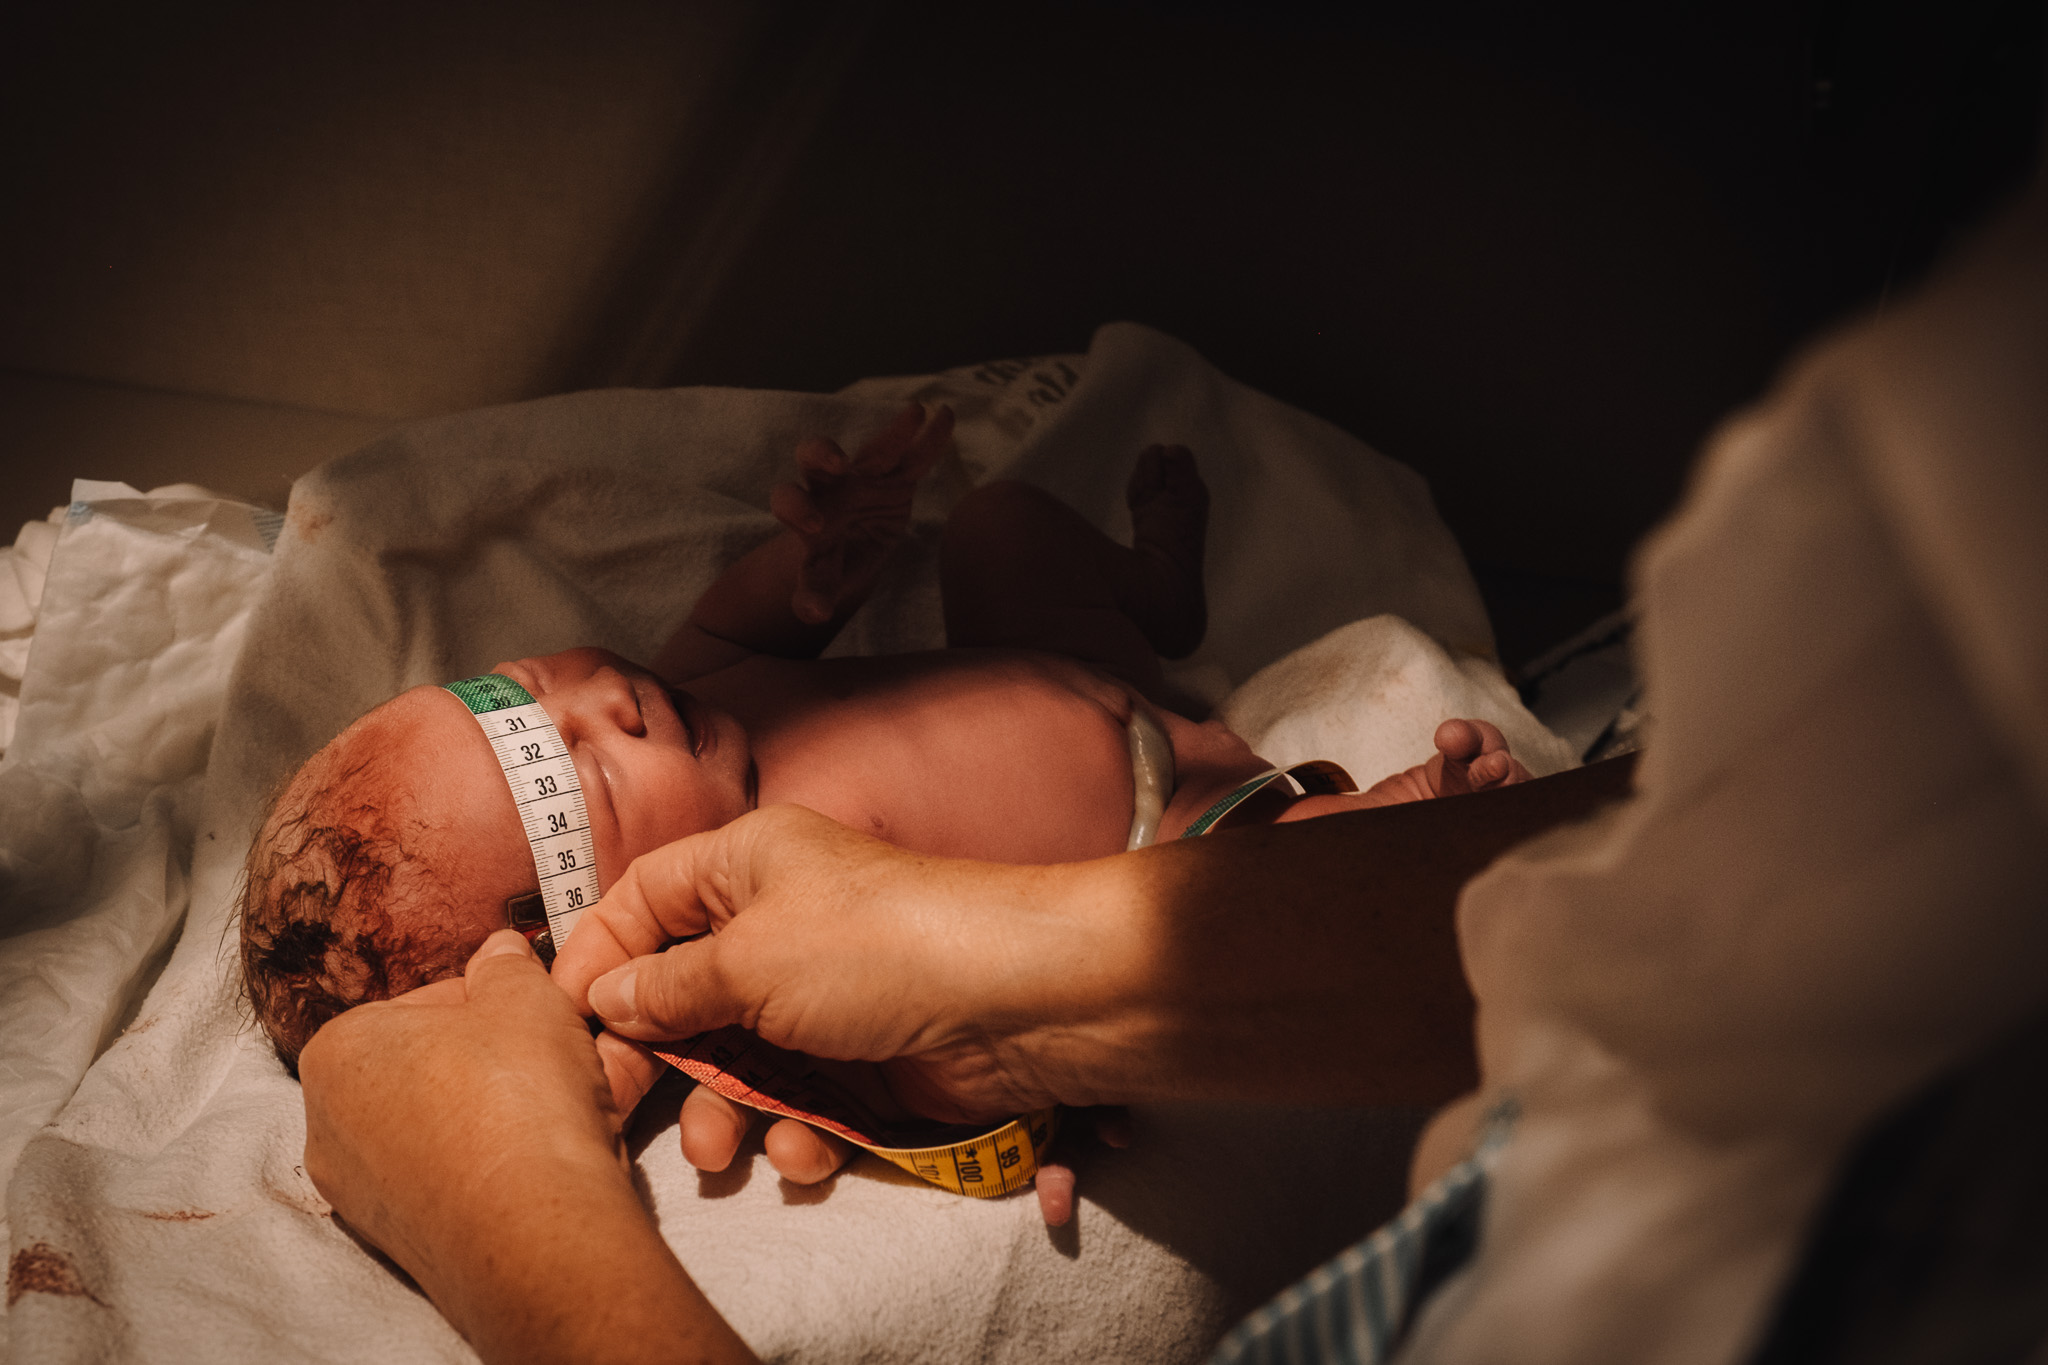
[552,826,740,1008]
[380,976,470,1009]
[587,940,738,1042]
[461,929,577,1017]
[464,926,538,983]
[763,1118,856,1185]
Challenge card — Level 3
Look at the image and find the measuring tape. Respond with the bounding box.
[444,671,1058,1198]
[656,1030,1057,1197]
[446,674,601,957]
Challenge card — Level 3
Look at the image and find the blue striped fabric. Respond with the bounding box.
[1208,1104,1514,1365]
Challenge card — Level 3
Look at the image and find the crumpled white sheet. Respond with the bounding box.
[0,483,276,1291]
[0,510,64,757]
[1222,615,1577,784]
[2,323,1566,1363]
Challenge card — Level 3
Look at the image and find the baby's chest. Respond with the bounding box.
[762,661,1137,863]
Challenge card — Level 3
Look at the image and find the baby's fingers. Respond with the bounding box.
[1035,1163,1077,1227]
[596,1031,665,1124]
[793,544,846,624]
[765,1118,857,1184]
[679,1083,756,1173]
[900,403,955,482]
[850,403,929,476]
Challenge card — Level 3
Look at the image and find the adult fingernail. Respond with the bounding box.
[477,929,534,960]
[590,964,640,1026]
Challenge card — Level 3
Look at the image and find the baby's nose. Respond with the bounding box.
[568,666,647,737]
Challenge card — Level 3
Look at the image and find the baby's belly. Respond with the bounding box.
[747,651,1139,864]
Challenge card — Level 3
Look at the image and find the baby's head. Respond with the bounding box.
[238,647,753,1069]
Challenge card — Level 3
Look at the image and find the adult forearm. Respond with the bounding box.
[426,1150,752,1365]
[570,757,1637,1121]
[299,939,758,1365]
[1008,755,1640,1107]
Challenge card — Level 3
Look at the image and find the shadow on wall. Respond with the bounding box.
[1,0,2037,662]
[635,0,2040,651]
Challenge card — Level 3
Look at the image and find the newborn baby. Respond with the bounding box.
[240,402,1530,1178]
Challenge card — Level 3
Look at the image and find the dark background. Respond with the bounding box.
[3,0,2040,666]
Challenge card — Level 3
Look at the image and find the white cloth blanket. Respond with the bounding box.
[2,323,1569,1363]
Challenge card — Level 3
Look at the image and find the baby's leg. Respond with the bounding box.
[941,446,1208,701]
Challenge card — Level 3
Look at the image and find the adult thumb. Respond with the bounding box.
[587,938,740,1042]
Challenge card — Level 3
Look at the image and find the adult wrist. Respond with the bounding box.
[960,854,1166,1109]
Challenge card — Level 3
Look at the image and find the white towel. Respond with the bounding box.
[3,323,1561,1363]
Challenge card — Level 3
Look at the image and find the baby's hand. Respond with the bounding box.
[1357,718,1534,807]
[770,402,954,624]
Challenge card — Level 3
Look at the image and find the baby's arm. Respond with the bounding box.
[651,403,953,682]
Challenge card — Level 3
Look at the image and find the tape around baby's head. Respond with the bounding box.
[443,673,601,965]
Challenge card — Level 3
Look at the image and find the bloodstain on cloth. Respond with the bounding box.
[7,1243,108,1309]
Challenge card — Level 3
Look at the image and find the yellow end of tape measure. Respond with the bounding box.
[656,1027,1058,1198]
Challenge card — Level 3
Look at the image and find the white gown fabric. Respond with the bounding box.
[1404,188,2048,1363]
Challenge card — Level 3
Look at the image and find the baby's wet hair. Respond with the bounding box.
[238,721,472,1073]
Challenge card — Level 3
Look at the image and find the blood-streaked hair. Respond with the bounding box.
[236,706,476,1073]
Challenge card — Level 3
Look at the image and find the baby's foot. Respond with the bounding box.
[1120,444,1209,659]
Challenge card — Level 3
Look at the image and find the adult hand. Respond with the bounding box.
[552,806,1139,1188]
[552,760,1638,1202]
[299,931,752,1365]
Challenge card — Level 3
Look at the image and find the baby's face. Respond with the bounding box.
[406,647,755,915]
